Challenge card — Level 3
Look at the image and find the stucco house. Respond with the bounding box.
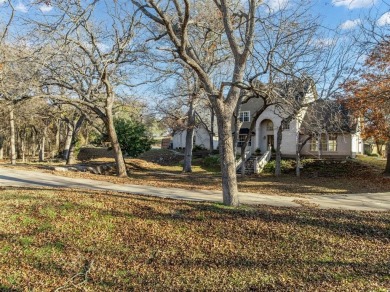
[171,125,218,150]
[172,82,364,159]
[233,79,362,159]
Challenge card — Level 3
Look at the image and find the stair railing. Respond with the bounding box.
[236,149,251,171]
[254,148,272,174]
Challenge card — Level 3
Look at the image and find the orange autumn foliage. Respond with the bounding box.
[343,39,390,143]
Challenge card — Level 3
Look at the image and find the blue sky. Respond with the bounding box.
[2,0,389,24]
[312,0,390,28]
[261,0,390,29]
[1,0,388,37]
[1,0,388,100]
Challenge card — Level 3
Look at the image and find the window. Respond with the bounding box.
[283,122,290,130]
[310,138,318,151]
[237,134,251,147]
[239,111,250,122]
[310,134,337,152]
[328,134,337,152]
[320,135,327,151]
[266,121,273,131]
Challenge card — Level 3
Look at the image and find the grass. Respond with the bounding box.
[0,187,389,290]
[356,154,387,170]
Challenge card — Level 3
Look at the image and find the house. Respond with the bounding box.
[171,125,218,150]
[172,81,364,159]
[237,82,363,158]
[299,99,363,158]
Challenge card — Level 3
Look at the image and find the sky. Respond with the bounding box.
[1,0,389,29]
[1,0,388,42]
[0,0,388,100]
[312,0,389,28]
[259,0,389,30]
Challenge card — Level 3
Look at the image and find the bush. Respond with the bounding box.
[301,158,316,166]
[114,118,154,157]
[202,155,221,168]
[263,159,295,173]
[193,144,207,151]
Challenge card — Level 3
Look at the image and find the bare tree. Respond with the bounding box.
[35,1,144,177]
[156,69,203,172]
[249,9,361,177]
[132,0,257,206]
[0,1,15,43]
[0,44,43,164]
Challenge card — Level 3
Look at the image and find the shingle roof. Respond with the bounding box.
[301,99,358,134]
[272,78,317,102]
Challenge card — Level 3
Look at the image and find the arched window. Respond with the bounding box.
[266,121,273,131]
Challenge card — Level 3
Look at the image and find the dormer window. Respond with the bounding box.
[239,111,250,122]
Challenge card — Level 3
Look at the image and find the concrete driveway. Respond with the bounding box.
[0,167,389,211]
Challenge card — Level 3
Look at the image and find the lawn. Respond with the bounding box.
[355,154,387,170]
[0,188,389,291]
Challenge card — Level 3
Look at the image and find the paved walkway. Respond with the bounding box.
[0,167,389,211]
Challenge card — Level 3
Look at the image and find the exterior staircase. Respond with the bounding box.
[236,149,272,175]
[236,156,256,175]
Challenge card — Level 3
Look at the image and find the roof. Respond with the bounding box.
[301,99,358,134]
[272,77,317,102]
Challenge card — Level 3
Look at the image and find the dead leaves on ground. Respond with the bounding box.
[0,188,389,290]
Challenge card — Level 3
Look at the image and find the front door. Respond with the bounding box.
[267,135,274,150]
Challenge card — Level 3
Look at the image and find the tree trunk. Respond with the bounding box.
[183,99,195,173]
[16,129,21,159]
[183,127,194,172]
[317,134,322,159]
[31,128,37,158]
[0,135,4,159]
[296,132,301,177]
[39,146,44,162]
[66,115,85,165]
[240,142,247,178]
[21,134,25,163]
[232,101,242,157]
[105,106,127,177]
[39,127,47,162]
[63,123,73,160]
[376,141,383,157]
[209,108,215,153]
[218,116,239,206]
[385,141,390,175]
[275,124,283,177]
[9,106,16,165]
[54,119,61,157]
[84,126,89,145]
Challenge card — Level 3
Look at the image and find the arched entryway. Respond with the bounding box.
[259,119,274,153]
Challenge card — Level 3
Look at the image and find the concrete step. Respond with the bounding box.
[236,156,256,174]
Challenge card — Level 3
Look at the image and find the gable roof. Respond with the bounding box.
[272,77,318,102]
[301,99,358,134]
